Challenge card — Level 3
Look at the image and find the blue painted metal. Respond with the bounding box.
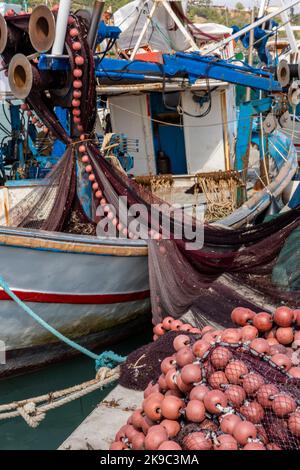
[96,53,281,91]
[52,107,68,158]
[289,186,300,208]
[235,97,272,173]
[97,21,121,43]
[10,104,24,166]
[268,130,292,170]
[39,51,282,92]
[232,19,278,66]
[288,172,300,208]
[38,53,70,72]
[1,103,69,182]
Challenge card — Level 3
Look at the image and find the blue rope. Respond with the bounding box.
[0,275,126,371]
[95,351,126,370]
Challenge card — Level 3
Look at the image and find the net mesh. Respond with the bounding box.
[194,344,300,450]
[2,11,300,326]
[119,331,193,391]
[116,322,300,451]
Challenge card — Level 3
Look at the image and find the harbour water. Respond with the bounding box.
[0,329,151,450]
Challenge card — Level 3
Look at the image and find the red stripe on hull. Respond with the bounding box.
[0,289,150,304]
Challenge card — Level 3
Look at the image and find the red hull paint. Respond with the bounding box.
[0,289,150,304]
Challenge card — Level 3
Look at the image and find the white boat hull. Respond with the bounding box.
[0,227,150,377]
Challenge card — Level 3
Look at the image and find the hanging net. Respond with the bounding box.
[1,10,300,328]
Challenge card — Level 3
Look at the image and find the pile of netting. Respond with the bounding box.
[2,10,300,323]
[1,9,96,233]
[112,305,300,450]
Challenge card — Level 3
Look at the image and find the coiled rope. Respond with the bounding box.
[0,366,120,428]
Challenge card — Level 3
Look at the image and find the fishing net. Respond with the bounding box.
[119,331,195,391]
[111,315,300,451]
[272,225,300,292]
[2,10,300,327]
[1,12,97,233]
[187,343,300,451]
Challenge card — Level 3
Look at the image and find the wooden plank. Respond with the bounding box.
[0,233,148,257]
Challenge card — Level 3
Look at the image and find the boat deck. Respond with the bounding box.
[58,385,143,450]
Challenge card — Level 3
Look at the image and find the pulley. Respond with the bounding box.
[263,113,278,134]
[288,80,300,107]
[279,110,291,128]
[277,59,300,88]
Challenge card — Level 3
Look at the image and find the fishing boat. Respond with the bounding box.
[98,0,299,227]
[0,1,299,378]
[0,224,149,377]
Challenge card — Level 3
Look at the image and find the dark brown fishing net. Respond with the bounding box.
[1,12,96,233]
[119,331,197,391]
[88,146,300,324]
[2,11,300,328]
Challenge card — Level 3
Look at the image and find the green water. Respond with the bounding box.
[0,330,152,450]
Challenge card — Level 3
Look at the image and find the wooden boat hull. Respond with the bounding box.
[0,227,150,377]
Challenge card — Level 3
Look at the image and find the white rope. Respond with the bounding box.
[0,366,120,428]
[281,127,300,136]
[100,98,243,129]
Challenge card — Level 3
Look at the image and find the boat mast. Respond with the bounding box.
[204,0,300,56]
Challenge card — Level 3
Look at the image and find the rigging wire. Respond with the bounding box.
[2,103,11,126]
[128,1,149,52]
[99,97,299,133]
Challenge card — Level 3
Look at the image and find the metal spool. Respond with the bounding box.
[0,14,8,54]
[288,81,300,107]
[263,113,278,134]
[28,5,56,53]
[8,53,34,99]
[277,60,290,88]
[277,59,300,88]
[279,110,291,128]
[8,52,65,101]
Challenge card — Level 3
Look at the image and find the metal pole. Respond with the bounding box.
[245,8,255,101]
[130,1,157,60]
[280,0,298,54]
[204,0,300,56]
[51,0,72,56]
[87,1,105,50]
[258,0,267,36]
[220,89,230,171]
[258,0,268,17]
[162,0,199,51]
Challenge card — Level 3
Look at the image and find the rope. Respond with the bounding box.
[0,275,126,370]
[0,366,120,428]
[102,98,299,131]
[0,275,99,360]
[103,98,247,129]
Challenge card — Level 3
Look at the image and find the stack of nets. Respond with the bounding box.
[119,331,196,391]
[112,307,300,450]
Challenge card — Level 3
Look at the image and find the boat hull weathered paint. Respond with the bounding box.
[1,314,151,378]
[0,227,150,377]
